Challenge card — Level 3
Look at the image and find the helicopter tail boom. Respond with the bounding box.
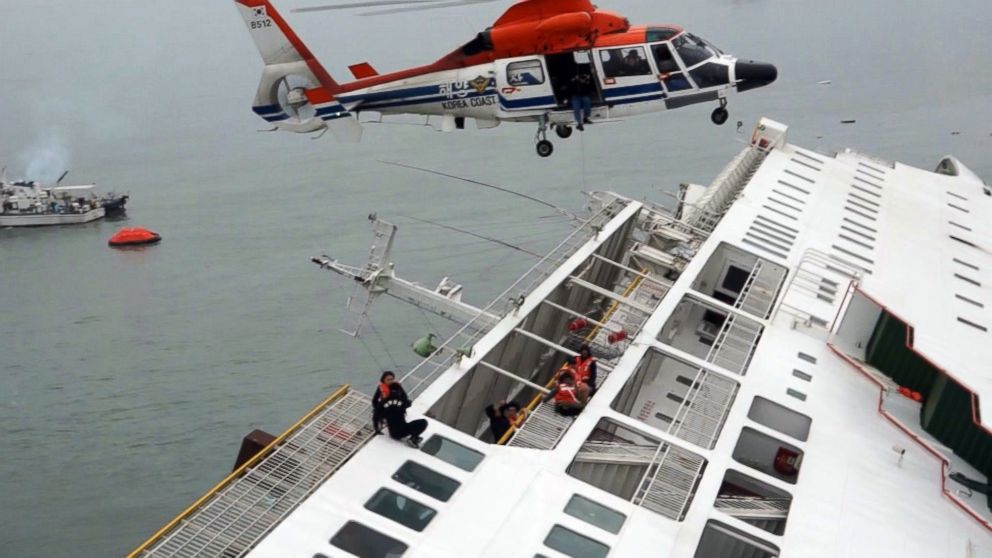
[236,0,363,141]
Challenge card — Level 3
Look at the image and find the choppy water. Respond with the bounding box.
[1,0,990,555]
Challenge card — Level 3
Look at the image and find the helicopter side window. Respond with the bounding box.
[673,34,712,68]
[652,44,692,92]
[600,47,651,78]
[506,60,545,86]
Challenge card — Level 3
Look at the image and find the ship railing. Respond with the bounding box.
[714,496,791,519]
[689,146,768,233]
[632,441,707,521]
[400,199,628,399]
[668,368,739,449]
[733,259,787,320]
[129,386,373,558]
[573,441,659,464]
[772,248,861,332]
[704,312,763,375]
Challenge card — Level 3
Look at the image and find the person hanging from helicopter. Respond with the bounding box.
[544,371,590,417]
[379,380,429,447]
[567,66,595,131]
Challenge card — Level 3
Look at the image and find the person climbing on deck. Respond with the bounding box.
[380,382,428,447]
[545,372,590,417]
[485,400,523,442]
[371,370,402,435]
[571,344,598,393]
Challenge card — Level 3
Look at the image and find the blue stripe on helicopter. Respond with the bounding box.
[361,89,498,110]
[338,84,450,105]
[610,93,666,105]
[498,95,557,109]
[315,104,347,116]
[602,82,665,99]
[252,104,283,115]
[320,112,352,121]
[261,113,289,122]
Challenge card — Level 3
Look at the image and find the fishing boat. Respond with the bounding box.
[128,118,992,558]
[0,170,128,227]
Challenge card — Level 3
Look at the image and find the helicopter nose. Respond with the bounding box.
[735,60,778,92]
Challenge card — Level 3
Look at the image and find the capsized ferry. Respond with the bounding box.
[129,118,992,558]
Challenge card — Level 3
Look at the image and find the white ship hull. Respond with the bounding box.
[0,207,105,227]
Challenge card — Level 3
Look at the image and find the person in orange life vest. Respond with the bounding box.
[545,372,590,417]
[372,371,405,435]
[570,344,598,392]
[485,400,522,442]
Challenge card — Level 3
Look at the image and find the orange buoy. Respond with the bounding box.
[108,227,161,247]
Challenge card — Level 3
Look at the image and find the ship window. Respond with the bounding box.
[421,435,484,472]
[544,524,610,558]
[747,396,812,441]
[647,27,679,42]
[364,488,437,532]
[689,62,729,88]
[392,460,460,502]
[564,494,627,534]
[792,369,812,382]
[797,352,817,364]
[694,520,779,557]
[330,521,408,557]
[673,34,712,67]
[600,47,652,78]
[507,60,545,86]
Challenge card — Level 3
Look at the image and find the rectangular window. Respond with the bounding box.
[330,521,408,558]
[600,46,652,78]
[392,461,460,502]
[507,60,545,86]
[420,435,484,472]
[364,488,437,532]
[564,494,627,534]
[544,524,610,558]
[747,396,812,441]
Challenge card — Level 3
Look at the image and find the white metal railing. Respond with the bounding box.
[704,312,763,375]
[689,147,768,233]
[668,369,739,449]
[773,247,861,331]
[138,390,373,558]
[734,259,787,319]
[573,441,659,464]
[632,443,706,520]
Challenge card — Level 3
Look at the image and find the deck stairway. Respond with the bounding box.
[688,146,768,234]
[669,369,739,449]
[631,443,707,520]
[706,312,763,375]
[134,389,373,558]
[734,259,786,320]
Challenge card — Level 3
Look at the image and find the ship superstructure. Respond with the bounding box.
[129,119,992,558]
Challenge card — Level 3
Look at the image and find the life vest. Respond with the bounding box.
[574,355,595,384]
[554,384,580,405]
[378,383,390,399]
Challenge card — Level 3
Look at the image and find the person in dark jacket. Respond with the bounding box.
[380,382,428,447]
[371,371,400,435]
[485,400,522,442]
[568,67,596,131]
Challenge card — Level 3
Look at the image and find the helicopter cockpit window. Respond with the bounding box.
[646,27,679,42]
[507,60,545,86]
[652,44,692,92]
[673,34,713,68]
[600,47,652,78]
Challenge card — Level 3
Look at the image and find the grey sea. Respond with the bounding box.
[1,0,990,555]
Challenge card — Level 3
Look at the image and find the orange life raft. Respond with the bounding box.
[108,227,161,247]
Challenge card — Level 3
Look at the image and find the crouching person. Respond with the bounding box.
[545,372,590,417]
[381,382,428,448]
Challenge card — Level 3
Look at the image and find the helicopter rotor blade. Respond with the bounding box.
[359,0,500,16]
[292,0,441,13]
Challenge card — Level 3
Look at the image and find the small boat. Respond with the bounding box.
[0,168,128,227]
[108,227,161,247]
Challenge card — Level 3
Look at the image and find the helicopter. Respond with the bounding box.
[235,0,777,157]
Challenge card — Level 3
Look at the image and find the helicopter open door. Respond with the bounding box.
[495,56,558,114]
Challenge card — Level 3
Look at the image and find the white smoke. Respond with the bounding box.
[19,134,71,184]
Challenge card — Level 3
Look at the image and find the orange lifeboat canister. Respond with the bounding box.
[108,227,162,247]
